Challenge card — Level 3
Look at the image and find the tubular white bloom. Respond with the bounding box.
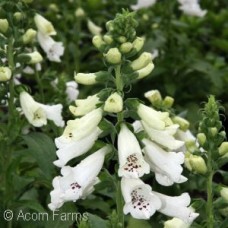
[48,146,110,211]
[178,0,207,17]
[37,32,64,62]
[131,0,157,10]
[34,13,56,36]
[19,91,64,127]
[143,139,187,186]
[137,62,154,79]
[118,124,150,178]
[54,127,102,167]
[87,20,102,35]
[130,52,152,71]
[153,191,199,224]
[142,121,184,150]
[65,81,79,102]
[137,104,169,130]
[69,94,101,116]
[74,72,97,85]
[121,178,161,219]
[104,92,123,113]
[164,217,190,228]
[56,108,103,145]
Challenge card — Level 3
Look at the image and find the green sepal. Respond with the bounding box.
[95,71,113,83]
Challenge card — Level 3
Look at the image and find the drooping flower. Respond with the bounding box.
[131,0,157,10]
[118,124,150,178]
[54,108,103,167]
[87,20,102,35]
[143,139,187,186]
[152,191,199,224]
[48,146,110,211]
[121,178,161,219]
[37,32,64,62]
[19,91,64,127]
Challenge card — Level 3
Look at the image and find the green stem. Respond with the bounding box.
[207,145,214,228]
[35,70,44,102]
[116,180,124,227]
[115,65,123,92]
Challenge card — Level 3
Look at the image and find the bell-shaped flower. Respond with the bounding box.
[152,191,199,224]
[19,91,64,127]
[34,13,56,36]
[121,178,161,219]
[137,104,169,130]
[37,32,64,62]
[131,0,157,10]
[143,139,187,186]
[69,94,101,116]
[142,121,184,150]
[48,146,110,211]
[118,124,150,178]
[164,217,190,228]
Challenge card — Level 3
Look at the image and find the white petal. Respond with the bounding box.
[65,81,79,102]
[164,217,191,228]
[132,120,143,133]
[131,0,157,10]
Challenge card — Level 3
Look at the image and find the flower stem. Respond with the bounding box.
[115,65,123,93]
[35,69,44,102]
[206,144,214,228]
[116,180,124,227]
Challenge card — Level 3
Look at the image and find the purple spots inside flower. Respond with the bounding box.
[70,182,81,191]
[123,153,142,173]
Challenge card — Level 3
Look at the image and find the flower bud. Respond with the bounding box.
[0,67,12,82]
[142,14,149,21]
[209,127,218,136]
[118,36,127,43]
[219,207,228,217]
[136,62,154,79]
[87,20,102,35]
[119,42,133,53]
[163,96,174,108]
[219,142,228,156]
[75,7,85,17]
[144,90,162,106]
[185,140,197,153]
[197,133,206,146]
[164,217,190,228]
[132,37,144,52]
[104,92,123,113]
[104,48,122,64]
[172,116,190,131]
[49,4,59,13]
[0,19,9,33]
[130,52,152,71]
[220,187,228,202]
[189,155,207,174]
[74,72,97,85]
[103,35,113,44]
[27,51,43,64]
[14,12,23,21]
[22,29,37,44]
[34,14,56,36]
[92,35,106,50]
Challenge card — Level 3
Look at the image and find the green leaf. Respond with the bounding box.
[127,217,151,228]
[87,213,109,228]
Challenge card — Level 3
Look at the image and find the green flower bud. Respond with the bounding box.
[197,133,207,146]
[103,35,113,44]
[49,4,59,13]
[104,48,122,64]
[14,12,23,21]
[118,36,127,43]
[219,207,228,217]
[104,92,123,113]
[22,28,37,44]
[142,14,149,21]
[92,35,106,50]
[172,116,190,131]
[106,20,114,32]
[119,42,133,53]
[130,52,152,71]
[136,62,154,79]
[144,90,162,106]
[0,19,9,33]
[189,154,207,174]
[87,20,102,35]
[132,37,144,52]
[185,140,197,153]
[74,72,97,85]
[27,51,43,64]
[218,142,228,156]
[220,187,228,202]
[210,127,218,136]
[0,67,12,81]
[163,96,174,108]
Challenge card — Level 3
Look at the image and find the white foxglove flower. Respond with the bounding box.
[178,0,207,17]
[121,178,161,219]
[54,127,102,167]
[34,14,56,36]
[142,121,184,150]
[87,20,102,35]
[164,217,190,228]
[153,191,199,224]
[56,108,103,145]
[48,146,110,211]
[19,91,64,127]
[104,92,123,113]
[131,0,157,10]
[37,32,64,62]
[137,104,169,130]
[118,124,150,178]
[69,94,101,116]
[143,139,187,186]
[65,81,79,102]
